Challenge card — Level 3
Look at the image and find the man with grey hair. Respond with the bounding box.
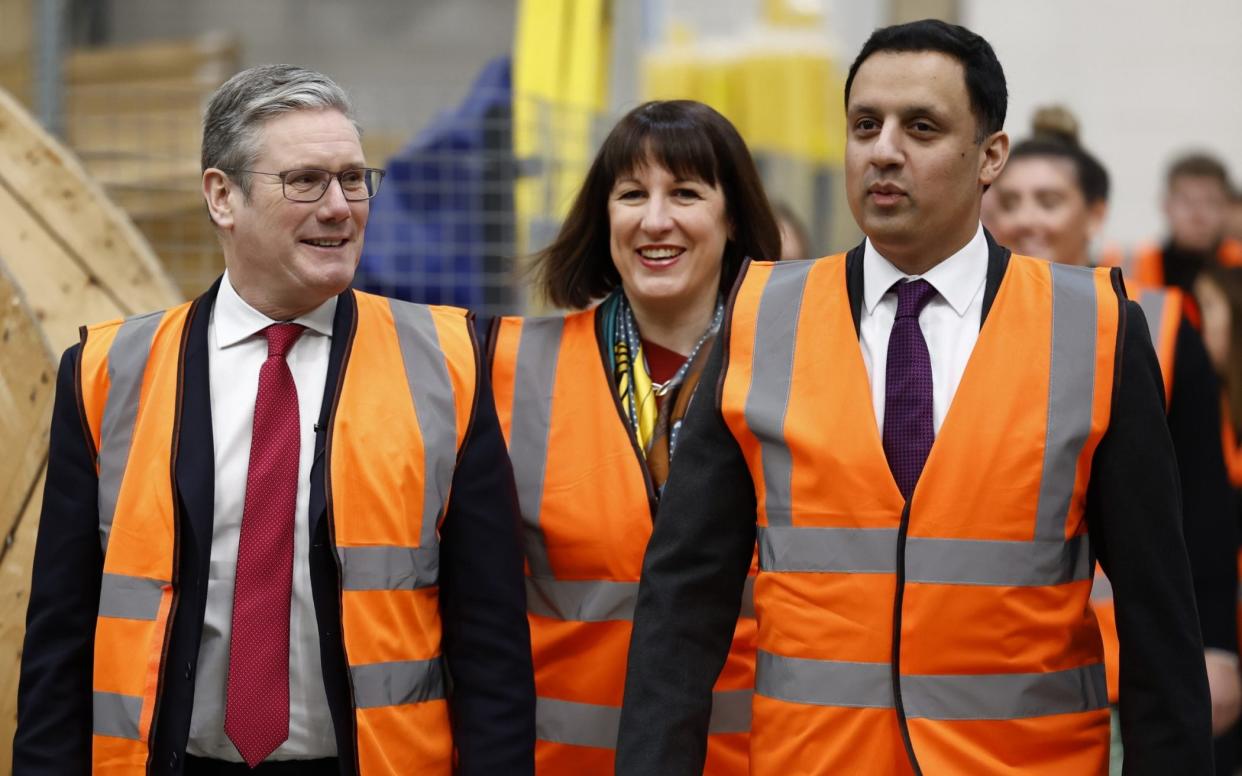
[14,64,535,775]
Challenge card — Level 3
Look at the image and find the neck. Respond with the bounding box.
[229,275,321,322]
[873,221,979,276]
[627,292,718,356]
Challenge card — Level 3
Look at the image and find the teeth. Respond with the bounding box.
[306,239,345,247]
[639,248,681,259]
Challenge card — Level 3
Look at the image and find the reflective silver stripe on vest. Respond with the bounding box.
[536,697,619,749]
[757,650,1107,720]
[338,545,439,591]
[1091,571,1114,603]
[758,525,897,573]
[97,572,164,620]
[756,649,892,709]
[93,690,143,740]
[902,664,1108,721]
[97,310,163,554]
[744,260,816,528]
[390,300,458,550]
[739,575,756,618]
[1034,263,1099,541]
[757,526,1090,586]
[1137,288,1167,351]
[708,688,754,734]
[526,576,637,622]
[351,657,446,708]
[536,689,751,749]
[507,317,565,578]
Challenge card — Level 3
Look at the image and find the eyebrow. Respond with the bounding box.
[848,103,947,122]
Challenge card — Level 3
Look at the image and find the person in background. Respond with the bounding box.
[987,105,1241,775]
[772,200,812,260]
[617,19,1211,775]
[1122,152,1242,294]
[13,64,534,775]
[1226,186,1242,245]
[487,100,780,775]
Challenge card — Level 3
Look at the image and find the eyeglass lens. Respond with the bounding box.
[283,169,382,201]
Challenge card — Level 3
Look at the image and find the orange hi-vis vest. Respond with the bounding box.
[1089,286,1182,703]
[720,253,1121,775]
[1118,237,1242,289]
[489,308,756,775]
[1220,402,1242,662]
[79,290,477,775]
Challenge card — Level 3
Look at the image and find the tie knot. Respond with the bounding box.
[891,278,937,319]
[263,323,305,358]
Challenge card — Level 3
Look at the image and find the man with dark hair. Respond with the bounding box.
[14,64,535,775]
[1227,185,1242,244]
[1125,151,1242,292]
[617,19,1211,775]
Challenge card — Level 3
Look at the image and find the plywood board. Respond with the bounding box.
[0,81,182,765]
[0,86,182,351]
[0,265,53,772]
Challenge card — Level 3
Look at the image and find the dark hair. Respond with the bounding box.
[531,100,781,309]
[1009,106,1110,204]
[1167,152,1231,192]
[844,19,1007,141]
[1199,264,1242,426]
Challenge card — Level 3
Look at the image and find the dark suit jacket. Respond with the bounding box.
[13,281,535,775]
[616,236,1214,776]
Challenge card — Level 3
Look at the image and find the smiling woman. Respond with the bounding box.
[487,100,779,775]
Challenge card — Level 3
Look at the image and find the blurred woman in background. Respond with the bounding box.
[486,100,781,775]
[987,107,1241,775]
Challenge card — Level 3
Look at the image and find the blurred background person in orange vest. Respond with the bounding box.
[486,99,780,775]
[987,106,1241,776]
[1226,186,1242,245]
[1123,152,1242,293]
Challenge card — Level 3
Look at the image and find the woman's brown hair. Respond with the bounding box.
[531,100,782,309]
[1200,263,1242,427]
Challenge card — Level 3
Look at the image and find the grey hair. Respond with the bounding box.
[202,64,358,196]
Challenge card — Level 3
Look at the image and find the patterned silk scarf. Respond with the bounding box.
[601,290,724,492]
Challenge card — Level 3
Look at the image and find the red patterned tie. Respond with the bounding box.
[225,323,304,766]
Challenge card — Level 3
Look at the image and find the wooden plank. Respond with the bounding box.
[0,471,45,771]
[0,263,53,546]
[0,86,183,352]
[65,33,238,85]
[0,264,54,770]
[66,76,217,115]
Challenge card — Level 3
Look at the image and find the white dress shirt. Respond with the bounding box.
[858,224,988,436]
[187,271,337,760]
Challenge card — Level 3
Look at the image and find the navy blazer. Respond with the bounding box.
[14,281,535,775]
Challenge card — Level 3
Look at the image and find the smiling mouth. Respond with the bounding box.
[302,238,348,248]
[638,247,684,260]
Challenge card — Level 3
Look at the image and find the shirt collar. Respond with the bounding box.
[862,223,988,317]
[214,269,337,348]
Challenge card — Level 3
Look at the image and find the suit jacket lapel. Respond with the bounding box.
[309,289,357,538]
[175,278,222,568]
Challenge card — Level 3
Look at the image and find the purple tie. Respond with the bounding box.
[883,279,937,501]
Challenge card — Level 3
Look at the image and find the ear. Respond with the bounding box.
[1085,199,1109,241]
[203,168,236,229]
[978,130,1010,187]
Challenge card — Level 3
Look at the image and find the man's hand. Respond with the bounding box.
[1204,649,1242,735]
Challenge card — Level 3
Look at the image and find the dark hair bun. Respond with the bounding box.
[1030,106,1080,147]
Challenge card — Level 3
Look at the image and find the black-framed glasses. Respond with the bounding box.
[224,167,386,202]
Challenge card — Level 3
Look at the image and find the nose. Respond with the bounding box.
[639,193,674,236]
[870,121,903,169]
[317,176,352,221]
